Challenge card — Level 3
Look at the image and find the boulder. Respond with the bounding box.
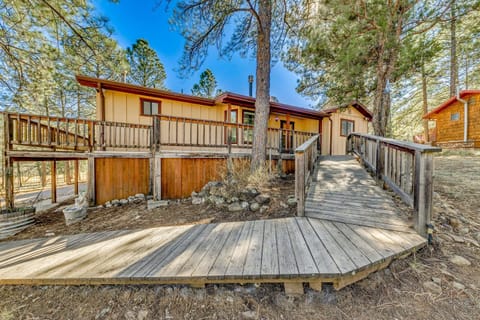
[255,194,271,205]
[240,201,250,209]
[250,202,260,212]
[209,195,225,206]
[134,193,145,200]
[192,196,205,205]
[259,205,269,214]
[111,199,120,206]
[287,197,297,207]
[228,202,243,212]
[119,199,129,205]
[449,255,471,266]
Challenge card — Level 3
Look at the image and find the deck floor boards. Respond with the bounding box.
[0,155,427,288]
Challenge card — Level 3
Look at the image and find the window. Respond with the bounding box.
[450,112,460,121]
[340,119,354,137]
[242,110,255,144]
[140,98,161,116]
[224,110,238,144]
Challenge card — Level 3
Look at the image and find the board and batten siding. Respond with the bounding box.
[321,106,369,155]
[430,94,480,146]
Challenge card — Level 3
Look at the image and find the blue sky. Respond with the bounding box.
[93,0,315,108]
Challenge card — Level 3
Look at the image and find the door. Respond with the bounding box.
[280,120,294,152]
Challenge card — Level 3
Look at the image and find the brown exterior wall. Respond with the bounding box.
[430,94,480,145]
[95,158,150,204]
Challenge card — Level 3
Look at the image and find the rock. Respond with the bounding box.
[280,201,288,208]
[287,197,297,207]
[432,277,442,285]
[255,194,271,205]
[449,255,471,266]
[191,191,199,198]
[96,205,104,209]
[241,311,257,319]
[192,196,205,205]
[448,217,461,229]
[147,199,169,209]
[119,199,129,205]
[250,202,260,212]
[423,281,442,294]
[201,181,222,194]
[228,202,243,212]
[231,196,239,203]
[135,193,145,199]
[208,195,225,206]
[239,188,260,201]
[259,205,269,214]
[111,199,120,206]
[452,282,466,290]
[240,201,250,209]
[128,196,136,203]
[104,201,111,207]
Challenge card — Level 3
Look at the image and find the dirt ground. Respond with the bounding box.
[0,154,479,320]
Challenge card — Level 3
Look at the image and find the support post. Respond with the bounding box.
[413,151,434,237]
[152,116,160,152]
[3,114,14,209]
[87,156,96,206]
[51,160,57,203]
[153,157,162,200]
[74,159,79,195]
[295,151,305,217]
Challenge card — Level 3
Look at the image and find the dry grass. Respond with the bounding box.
[218,158,276,193]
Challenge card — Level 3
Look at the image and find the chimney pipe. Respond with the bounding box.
[248,75,254,97]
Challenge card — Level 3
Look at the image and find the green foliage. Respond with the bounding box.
[191,69,221,98]
[126,39,167,89]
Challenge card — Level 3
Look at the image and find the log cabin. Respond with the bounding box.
[423,90,480,148]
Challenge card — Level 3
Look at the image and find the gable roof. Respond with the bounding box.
[322,101,373,120]
[423,90,480,119]
[76,75,328,120]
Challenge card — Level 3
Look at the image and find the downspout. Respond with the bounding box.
[456,91,468,142]
[328,117,333,155]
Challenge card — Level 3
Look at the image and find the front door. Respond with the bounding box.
[280,120,294,152]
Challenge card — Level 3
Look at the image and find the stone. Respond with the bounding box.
[452,282,466,290]
[128,196,136,202]
[135,193,145,199]
[287,197,297,207]
[147,199,169,209]
[280,201,288,208]
[104,201,111,207]
[231,196,239,203]
[259,205,269,214]
[239,188,260,201]
[240,201,250,209]
[431,277,442,285]
[449,255,471,266]
[192,196,205,205]
[228,202,243,212]
[255,194,271,205]
[448,217,461,229]
[423,281,442,294]
[119,199,129,205]
[191,191,198,198]
[208,195,225,206]
[111,199,120,206]
[241,311,257,319]
[250,202,260,212]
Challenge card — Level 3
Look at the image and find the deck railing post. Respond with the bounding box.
[152,116,160,152]
[413,151,434,237]
[375,139,383,181]
[295,150,305,217]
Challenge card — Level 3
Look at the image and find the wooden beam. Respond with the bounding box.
[413,151,434,237]
[284,282,304,295]
[153,157,162,200]
[51,160,57,203]
[74,159,79,195]
[87,157,96,206]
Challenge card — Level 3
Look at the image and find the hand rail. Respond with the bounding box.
[295,134,320,216]
[347,132,442,237]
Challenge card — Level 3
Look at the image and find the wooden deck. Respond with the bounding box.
[0,156,427,292]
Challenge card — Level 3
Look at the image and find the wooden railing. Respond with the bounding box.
[347,133,442,237]
[151,114,316,153]
[295,135,320,217]
[3,113,151,151]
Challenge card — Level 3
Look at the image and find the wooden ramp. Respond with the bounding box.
[306,156,414,232]
[0,217,425,292]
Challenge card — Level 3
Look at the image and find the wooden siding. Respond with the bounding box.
[95,158,150,204]
[430,94,480,144]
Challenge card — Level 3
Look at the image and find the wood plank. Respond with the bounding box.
[296,218,339,275]
[333,222,383,262]
[285,218,318,275]
[261,220,279,277]
[275,219,298,277]
[242,220,265,277]
[208,221,244,278]
[224,221,254,277]
[305,207,411,227]
[308,218,356,274]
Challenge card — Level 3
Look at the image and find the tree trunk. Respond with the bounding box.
[251,0,272,171]
[421,62,429,143]
[450,1,458,97]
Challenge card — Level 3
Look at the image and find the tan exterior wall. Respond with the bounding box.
[430,94,480,144]
[320,106,370,155]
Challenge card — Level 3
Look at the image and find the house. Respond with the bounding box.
[76,75,372,156]
[321,103,373,155]
[423,90,480,148]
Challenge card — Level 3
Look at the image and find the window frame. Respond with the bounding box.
[224,109,238,144]
[140,98,162,116]
[450,112,460,121]
[242,110,255,144]
[340,119,355,137]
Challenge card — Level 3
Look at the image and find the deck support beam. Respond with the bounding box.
[87,157,96,205]
[152,157,162,200]
[74,159,79,195]
[51,160,57,203]
[284,282,304,295]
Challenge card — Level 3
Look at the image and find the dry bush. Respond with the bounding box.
[218,158,275,193]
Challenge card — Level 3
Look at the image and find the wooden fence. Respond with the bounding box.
[295,135,320,217]
[347,133,441,236]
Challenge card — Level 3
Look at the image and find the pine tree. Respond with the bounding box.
[191,69,221,98]
[126,39,167,89]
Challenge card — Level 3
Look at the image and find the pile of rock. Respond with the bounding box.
[103,193,145,208]
[191,181,276,213]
